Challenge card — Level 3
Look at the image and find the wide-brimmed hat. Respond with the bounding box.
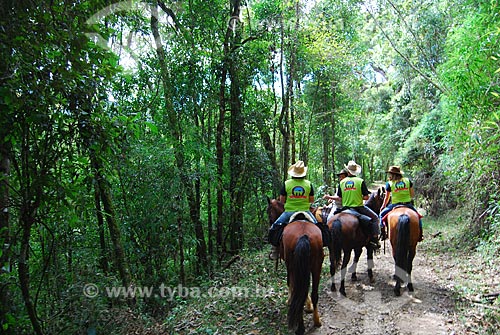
[386,165,404,175]
[336,168,349,176]
[344,160,361,176]
[288,160,307,177]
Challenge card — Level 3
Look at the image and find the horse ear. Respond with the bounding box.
[266,196,271,204]
[377,188,381,196]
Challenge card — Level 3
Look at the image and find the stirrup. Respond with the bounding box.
[369,240,381,249]
[269,246,279,260]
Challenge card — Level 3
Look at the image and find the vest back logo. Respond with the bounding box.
[394,181,408,192]
[344,180,356,191]
[290,186,306,198]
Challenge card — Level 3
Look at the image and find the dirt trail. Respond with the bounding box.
[302,242,464,335]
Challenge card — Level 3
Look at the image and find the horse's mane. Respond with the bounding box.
[365,187,385,214]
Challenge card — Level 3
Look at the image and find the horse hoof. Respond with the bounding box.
[351,274,358,281]
[407,283,414,292]
[331,284,336,292]
[340,289,346,297]
[394,288,401,296]
[369,276,375,284]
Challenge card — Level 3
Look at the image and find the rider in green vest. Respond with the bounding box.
[379,165,423,241]
[332,161,381,249]
[268,160,318,260]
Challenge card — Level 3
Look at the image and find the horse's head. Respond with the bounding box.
[266,196,284,226]
[366,187,386,214]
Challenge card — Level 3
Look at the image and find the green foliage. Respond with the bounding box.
[2,0,500,334]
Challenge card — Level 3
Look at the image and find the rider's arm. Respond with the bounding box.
[381,191,391,209]
[279,184,286,204]
[361,181,370,201]
[279,195,286,203]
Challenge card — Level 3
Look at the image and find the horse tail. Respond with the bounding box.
[395,214,410,282]
[288,235,310,332]
[331,219,342,270]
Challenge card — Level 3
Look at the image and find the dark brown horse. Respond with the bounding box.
[327,188,384,296]
[267,198,324,335]
[386,207,420,296]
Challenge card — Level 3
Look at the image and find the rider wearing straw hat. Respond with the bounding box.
[333,160,381,249]
[268,160,318,260]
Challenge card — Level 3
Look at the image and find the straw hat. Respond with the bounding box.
[288,160,307,178]
[344,160,361,176]
[386,165,404,175]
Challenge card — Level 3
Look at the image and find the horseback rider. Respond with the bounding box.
[268,160,322,260]
[329,161,381,250]
[379,165,423,241]
[322,168,348,222]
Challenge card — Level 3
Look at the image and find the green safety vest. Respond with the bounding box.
[340,177,364,207]
[389,177,412,204]
[284,179,312,212]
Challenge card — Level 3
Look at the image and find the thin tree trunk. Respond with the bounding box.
[19,210,43,335]
[94,162,131,292]
[0,145,11,332]
[228,0,244,252]
[151,1,208,272]
[93,175,109,274]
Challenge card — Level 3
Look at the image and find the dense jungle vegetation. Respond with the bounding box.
[0,0,499,334]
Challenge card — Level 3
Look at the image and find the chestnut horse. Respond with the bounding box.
[267,198,324,335]
[386,207,420,296]
[327,188,384,296]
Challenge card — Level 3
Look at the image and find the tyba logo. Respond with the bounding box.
[290,186,306,198]
[345,180,356,190]
[394,181,408,192]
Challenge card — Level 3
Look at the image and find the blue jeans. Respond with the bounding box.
[380,204,422,229]
[271,211,317,229]
[268,211,319,246]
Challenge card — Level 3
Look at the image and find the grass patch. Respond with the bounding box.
[421,208,500,334]
[164,250,292,334]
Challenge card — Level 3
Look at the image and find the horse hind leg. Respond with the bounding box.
[349,248,362,281]
[329,246,337,292]
[339,250,351,297]
[311,260,322,328]
[394,277,402,296]
[407,249,416,292]
[304,294,313,313]
[367,247,375,283]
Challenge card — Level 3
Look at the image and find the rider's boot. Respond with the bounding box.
[269,245,279,260]
[380,225,387,240]
[418,228,424,242]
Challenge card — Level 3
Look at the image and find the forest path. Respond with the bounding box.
[302,241,464,335]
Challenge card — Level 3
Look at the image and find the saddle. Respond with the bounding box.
[290,211,316,223]
[381,205,423,224]
[268,211,330,247]
[338,209,372,227]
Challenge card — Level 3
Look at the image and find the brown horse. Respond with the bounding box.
[327,188,384,296]
[386,207,420,296]
[267,198,324,335]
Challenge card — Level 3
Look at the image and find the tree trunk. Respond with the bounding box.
[0,145,12,333]
[94,161,132,293]
[229,57,244,252]
[93,171,109,274]
[151,1,208,271]
[228,0,244,253]
[19,214,43,335]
